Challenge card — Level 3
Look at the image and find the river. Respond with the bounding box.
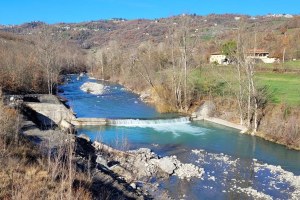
[59,75,300,200]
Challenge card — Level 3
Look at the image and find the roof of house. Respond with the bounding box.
[248,49,269,54]
[210,49,269,55]
[210,52,224,55]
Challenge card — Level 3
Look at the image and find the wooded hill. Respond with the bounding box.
[2,14,300,59]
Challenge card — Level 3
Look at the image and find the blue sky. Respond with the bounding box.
[0,0,299,25]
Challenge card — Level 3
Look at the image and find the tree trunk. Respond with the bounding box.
[182,32,188,112]
[251,70,258,133]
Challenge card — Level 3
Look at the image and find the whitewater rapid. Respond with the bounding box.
[108,117,207,136]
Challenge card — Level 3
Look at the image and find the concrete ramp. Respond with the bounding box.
[24,102,76,126]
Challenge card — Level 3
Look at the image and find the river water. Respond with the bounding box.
[59,75,300,200]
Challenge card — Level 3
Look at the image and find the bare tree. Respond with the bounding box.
[37,28,62,94]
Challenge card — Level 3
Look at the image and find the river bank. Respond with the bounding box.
[109,76,300,151]
[18,92,209,199]
[58,74,300,199]
[16,95,154,199]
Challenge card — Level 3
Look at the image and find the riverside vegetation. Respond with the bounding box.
[1,14,300,199]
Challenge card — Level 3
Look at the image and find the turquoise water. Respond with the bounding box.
[60,75,175,119]
[60,75,300,199]
[77,122,300,174]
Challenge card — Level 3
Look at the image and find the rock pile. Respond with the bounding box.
[91,141,204,182]
[76,135,205,199]
[80,82,105,95]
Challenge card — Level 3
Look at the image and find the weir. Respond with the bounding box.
[71,117,191,126]
[71,118,108,126]
[108,117,190,126]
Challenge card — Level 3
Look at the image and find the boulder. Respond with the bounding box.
[157,157,177,175]
[110,165,134,182]
[77,133,91,142]
[96,155,108,168]
[130,182,137,189]
[80,82,105,95]
[194,101,216,118]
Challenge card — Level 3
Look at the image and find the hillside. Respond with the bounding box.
[1,14,300,59]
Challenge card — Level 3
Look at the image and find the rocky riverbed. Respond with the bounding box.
[191,149,300,200]
[17,94,149,198]
[17,93,206,198]
[77,134,205,197]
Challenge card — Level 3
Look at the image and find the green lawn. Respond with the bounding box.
[258,60,300,70]
[189,66,300,106]
[256,72,300,106]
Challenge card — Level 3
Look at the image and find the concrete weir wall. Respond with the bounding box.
[20,94,76,131]
[71,118,107,126]
[25,103,76,123]
[22,95,108,128]
[192,116,247,133]
[24,102,76,130]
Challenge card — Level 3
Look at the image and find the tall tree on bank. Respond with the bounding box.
[166,15,200,111]
[37,28,62,94]
[235,23,268,133]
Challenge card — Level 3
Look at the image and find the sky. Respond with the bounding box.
[0,0,300,25]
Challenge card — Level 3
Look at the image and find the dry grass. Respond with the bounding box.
[0,96,139,200]
[259,104,300,149]
[0,138,92,200]
[202,94,300,149]
[0,97,92,200]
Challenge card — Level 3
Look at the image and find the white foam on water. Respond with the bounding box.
[153,123,206,136]
[108,117,207,136]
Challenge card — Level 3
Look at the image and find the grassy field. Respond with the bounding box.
[189,66,300,106]
[256,72,300,106]
[258,60,300,70]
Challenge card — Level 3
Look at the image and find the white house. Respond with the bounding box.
[209,53,229,65]
[210,49,277,65]
[247,49,277,64]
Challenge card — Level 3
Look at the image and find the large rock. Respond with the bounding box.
[156,157,177,175]
[77,133,91,142]
[96,155,108,168]
[80,82,105,95]
[110,165,134,182]
[194,101,216,118]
